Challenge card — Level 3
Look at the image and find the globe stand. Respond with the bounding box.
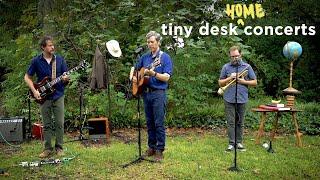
[282,59,301,108]
[285,95,295,108]
[282,41,303,108]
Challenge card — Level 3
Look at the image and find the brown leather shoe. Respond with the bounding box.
[56,148,65,157]
[154,150,163,162]
[143,148,155,157]
[39,150,52,158]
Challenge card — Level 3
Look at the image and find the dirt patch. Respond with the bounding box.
[112,128,138,144]
[0,143,22,156]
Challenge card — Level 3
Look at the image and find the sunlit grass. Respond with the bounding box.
[1,130,319,179]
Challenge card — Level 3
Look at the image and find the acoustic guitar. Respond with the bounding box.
[132,58,161,96]
[31,60,88,104]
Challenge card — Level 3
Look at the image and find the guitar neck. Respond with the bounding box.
[50,66,81,86]
[147,58,160,70]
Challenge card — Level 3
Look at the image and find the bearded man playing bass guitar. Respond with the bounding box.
[132,31,173,162]
[24,35,69,158]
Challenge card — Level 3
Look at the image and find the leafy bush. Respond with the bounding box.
[0,1,319,135]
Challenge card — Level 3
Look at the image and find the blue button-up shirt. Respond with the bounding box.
[136,50,173,90]
[219,60,256,103]
[27,54,68,100]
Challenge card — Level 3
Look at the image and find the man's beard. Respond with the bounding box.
[231,58,241,65]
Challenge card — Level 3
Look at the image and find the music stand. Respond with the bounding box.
[122,51,155,168]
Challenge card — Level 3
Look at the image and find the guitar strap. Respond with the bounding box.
[158,51,163,63]
[152,50,163,67]
[51,55,56,79]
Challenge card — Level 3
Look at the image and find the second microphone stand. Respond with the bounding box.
[228,62,241,172]
[122,53,155,168]
[65,82,89,143]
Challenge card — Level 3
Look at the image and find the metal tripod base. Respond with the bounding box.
[267,140,275,153]
[122,156,156,168]
[228,166,242,172]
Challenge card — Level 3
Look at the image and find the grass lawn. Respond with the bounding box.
[1,128,319,179]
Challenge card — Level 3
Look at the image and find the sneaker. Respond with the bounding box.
[56,148,65,156]
[226,144,234,152]
[237,143,246,151]
[142,148,155,157]
[39,150,52,158]
[154,150,163,162]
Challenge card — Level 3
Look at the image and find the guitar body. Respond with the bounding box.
[32,76,56,104]
[29,60,89,104]
[132,67,150,96]
[131,57,161,96]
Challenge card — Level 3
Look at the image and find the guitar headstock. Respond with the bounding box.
[79,60,89,69]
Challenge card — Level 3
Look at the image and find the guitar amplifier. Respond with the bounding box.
[88,117,110,143]
[0,117,25,142]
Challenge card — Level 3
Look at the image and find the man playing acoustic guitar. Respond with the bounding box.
[24,35,69,158]
[133,31,173,162]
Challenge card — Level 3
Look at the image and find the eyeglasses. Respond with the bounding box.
[230,55,240,58]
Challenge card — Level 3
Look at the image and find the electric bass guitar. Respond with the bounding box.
[132,58,161,96]
[31,60,88,104]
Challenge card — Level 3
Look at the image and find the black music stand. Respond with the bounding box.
[122,52,155,168]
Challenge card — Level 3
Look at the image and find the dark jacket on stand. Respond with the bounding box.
[90,46,108,90]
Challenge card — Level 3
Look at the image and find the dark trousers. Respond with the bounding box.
[143,90,167,151]
[40,96,65,150]
[224,101,246,144]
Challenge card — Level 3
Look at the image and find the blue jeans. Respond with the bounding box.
[143,90,167,151]
[224,101,246,145]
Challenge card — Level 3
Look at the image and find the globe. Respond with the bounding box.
[283,41,302,60]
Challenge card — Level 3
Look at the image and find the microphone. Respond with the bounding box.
[135,46,145,54]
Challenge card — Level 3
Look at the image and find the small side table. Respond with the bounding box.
[252,108,303,147]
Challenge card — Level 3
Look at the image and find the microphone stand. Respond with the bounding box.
[106,53,111,124]
[26,91,32,141]
[267,112,279,153]
[122,52,155,168]
[228,60,241,172]
[65,82,89,143]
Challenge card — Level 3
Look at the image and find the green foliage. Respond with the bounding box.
[0,1,319,134]
[1,33,38,117]
[296,102,320,135]
[241,0,320,100]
